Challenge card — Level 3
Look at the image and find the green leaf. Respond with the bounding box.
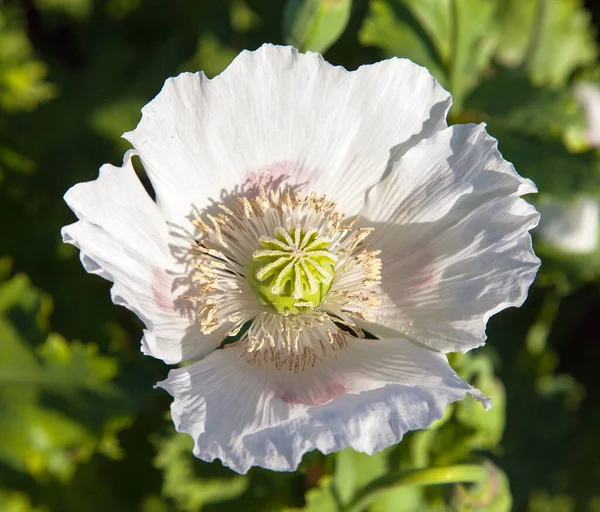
[153,433,248,511]
[494,0,536,67]
[181,34,239,78]
[299,476,339,512]
[360,0,498,110]
[35,0,93,20]
[492,127,600,199]
[399,0,452,63]
[465,71,600,199]
[361,0,598,110]
[360,0,446,86]
[450,0,498,110]
[230,0,261,33]
[408,406,454,469]
[0,6,56,112]
[466,72,585,137]
[528,491,574,512]
[0,490,46,512]
[283,0,352,53]
[455,356,506,450]
[89,97,146,149]
[496,0,597,87]
[333,448,388,505]
[0,267,130,481]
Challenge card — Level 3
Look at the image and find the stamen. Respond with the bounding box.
[243,312,349,372]
[187,186,383,372]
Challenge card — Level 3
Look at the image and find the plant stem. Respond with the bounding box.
[344,464,488,512]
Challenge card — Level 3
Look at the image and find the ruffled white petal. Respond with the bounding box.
[157,338,488,474]
[124,44,451,225]
[62,152,232,364]
[536,195,599,254]
[361,124,540,353]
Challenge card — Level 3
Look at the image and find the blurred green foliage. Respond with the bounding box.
[0,0,599,510]
[284,0,352,53]
[0,257,131,482]
[0,5,55,112]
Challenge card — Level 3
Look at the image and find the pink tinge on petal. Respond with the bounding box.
[152,267,175,312]
[383,242,441,296]
[277,380,348,406]
[403,248,440,295]
[243,161,316,194]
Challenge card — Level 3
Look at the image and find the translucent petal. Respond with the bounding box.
[158,337,488,473]
[62,152,234,363]
[361,124,540,352]
[124,44,451,224]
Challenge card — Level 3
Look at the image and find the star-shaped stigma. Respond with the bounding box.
[249,227,337,314]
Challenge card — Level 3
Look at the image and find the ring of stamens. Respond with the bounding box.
[186,186,382,372]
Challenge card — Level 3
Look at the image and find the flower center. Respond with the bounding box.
[185,186,383,371]
[248,226,337,314]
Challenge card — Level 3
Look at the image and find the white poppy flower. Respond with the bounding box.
[62,45,540,474]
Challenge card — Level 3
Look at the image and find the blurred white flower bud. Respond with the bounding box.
[575,82,600,148]
[537,196,599,254]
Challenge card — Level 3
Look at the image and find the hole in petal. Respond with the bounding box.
[131,153,156,202]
